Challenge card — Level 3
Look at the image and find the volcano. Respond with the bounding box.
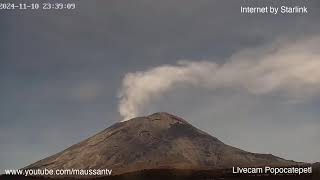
[24,112,299,175]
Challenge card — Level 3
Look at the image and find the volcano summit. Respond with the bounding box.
[24,112,299,176]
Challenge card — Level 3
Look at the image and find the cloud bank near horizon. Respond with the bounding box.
[118,36,320,121]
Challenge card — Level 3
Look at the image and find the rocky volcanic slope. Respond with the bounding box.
[25,112,298,175]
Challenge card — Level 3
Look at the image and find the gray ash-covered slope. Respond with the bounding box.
[25,112,297,174]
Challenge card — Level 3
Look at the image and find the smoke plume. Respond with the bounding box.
[118,36,320,121]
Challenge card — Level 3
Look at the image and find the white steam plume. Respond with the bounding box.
[118,36,320,121]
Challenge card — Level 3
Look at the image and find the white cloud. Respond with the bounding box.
[118,36,320,120]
